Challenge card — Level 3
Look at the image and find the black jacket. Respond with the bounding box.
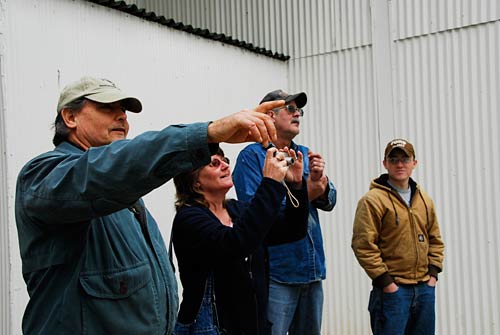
[172,178,309,335]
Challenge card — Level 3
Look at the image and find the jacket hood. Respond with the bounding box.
[371,173,418,199]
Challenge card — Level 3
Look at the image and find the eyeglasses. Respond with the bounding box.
[209,157,230,168]
[387,157,413,165]
[273,105,304,117]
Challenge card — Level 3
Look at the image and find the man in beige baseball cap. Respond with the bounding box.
[15,75,284,335]
[56,76,142,114]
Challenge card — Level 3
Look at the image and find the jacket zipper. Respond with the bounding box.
[409,207,419,280]
[245,254,260,335]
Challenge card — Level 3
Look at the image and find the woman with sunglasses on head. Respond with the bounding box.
[172,146,309,335]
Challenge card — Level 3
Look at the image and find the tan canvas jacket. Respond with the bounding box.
[352,174,445,288]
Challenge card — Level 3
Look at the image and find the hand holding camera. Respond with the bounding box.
[263,148,290,182]
[273,151,295,166]
[263,147,303,208]
[263,147,303,187]
[282,148,303,188]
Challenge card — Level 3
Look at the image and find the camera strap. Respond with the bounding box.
[281,181,300,208]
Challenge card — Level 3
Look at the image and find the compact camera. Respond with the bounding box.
[273,151,295,166]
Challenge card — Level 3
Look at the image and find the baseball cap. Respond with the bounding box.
[384,139,416,158]
[260,89,307,108]
[57,76,142,113]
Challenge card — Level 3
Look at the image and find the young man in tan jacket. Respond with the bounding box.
[352,138,444,335]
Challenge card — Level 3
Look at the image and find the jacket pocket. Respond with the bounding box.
[79,261,159,335]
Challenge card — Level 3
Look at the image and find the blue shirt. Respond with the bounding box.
[232,142,337,284]
[15,123,214,335]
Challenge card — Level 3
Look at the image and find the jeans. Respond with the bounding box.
[368,282,436,335]
[173,274,220,335]
[267,279,323,335]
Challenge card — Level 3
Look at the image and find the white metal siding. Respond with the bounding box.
[393,0,500,40]
[392,20,500,335]
[305,2,500,334]
[289,45,378,335]
[0,32,9,335]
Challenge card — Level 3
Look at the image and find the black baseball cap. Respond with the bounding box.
[260,89,307,108]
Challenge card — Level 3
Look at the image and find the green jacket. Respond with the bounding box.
[352,174,444,288]
[16,123,214,335]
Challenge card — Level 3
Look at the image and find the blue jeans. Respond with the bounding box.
[368,283,436,335]
[267,279,323,335]
[173,274,220,335]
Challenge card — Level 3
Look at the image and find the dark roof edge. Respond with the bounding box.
[87,0,290,61]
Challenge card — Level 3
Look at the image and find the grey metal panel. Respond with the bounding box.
[291,3,500,335]
[288,45,377,335]
[392,0,500,40]
[127,0,372,57]
[0,39,10,335]
[0,2,10,334]
[393,20,500,334]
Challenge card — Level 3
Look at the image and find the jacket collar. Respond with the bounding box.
[263,140,299,151]
[56,141,86,154]
[374,173,418,197]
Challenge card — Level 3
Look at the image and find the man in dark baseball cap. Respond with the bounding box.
[260,89,307,108]
[233,89,337,335]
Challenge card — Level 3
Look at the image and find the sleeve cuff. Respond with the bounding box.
[428,265,441,279]
[373,272,394,288]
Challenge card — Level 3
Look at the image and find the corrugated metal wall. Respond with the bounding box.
[290,46,378,335]
[130,0,372,56]
[128,0,500,334]
[390,3,500,332]
[0,40,9,335]
[0,1,10,333]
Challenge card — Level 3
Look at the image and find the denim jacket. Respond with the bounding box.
[15,123,215,335]
[232,142,337,284]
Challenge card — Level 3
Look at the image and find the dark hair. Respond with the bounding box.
[173,147,227,210]
[52,98,87,146]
